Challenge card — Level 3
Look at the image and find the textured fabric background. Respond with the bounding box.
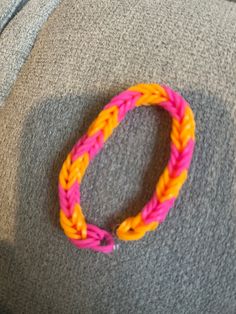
[0,0,28,31]
[0,0,61,106]
[0,0,236,313]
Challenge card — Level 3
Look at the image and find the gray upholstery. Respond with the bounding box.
[0,0,61,106]
[0,0,236,313]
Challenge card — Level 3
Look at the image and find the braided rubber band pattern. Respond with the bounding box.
[59,84,195,253]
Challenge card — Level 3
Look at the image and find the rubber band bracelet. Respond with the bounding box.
[58,83,195,253]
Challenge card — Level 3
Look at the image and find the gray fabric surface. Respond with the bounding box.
[0,0,28,32]
[0,0,236,313]
[0,0,61,106]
